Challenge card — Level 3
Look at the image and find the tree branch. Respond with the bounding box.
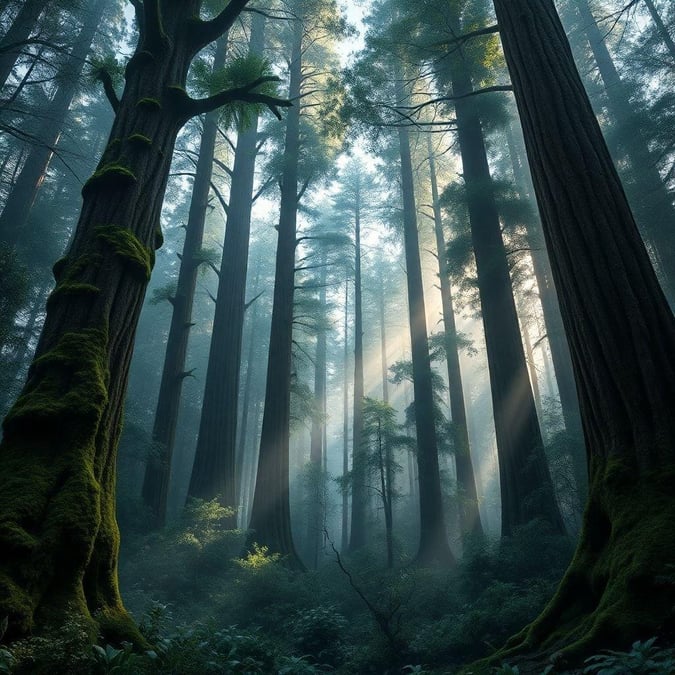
[188,0,251,52]
[174,77,292,120]
[96,69,120,113]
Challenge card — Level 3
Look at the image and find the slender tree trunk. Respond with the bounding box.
[307,256,327,568]
[642,0,675,62]
[235,262,262,524]
[491,0,675,664]
[248,18,304,569]
[349,178,367,551]
[341,276,350,552]
[0,0,109,249]
[576,0,675,301]
[142,35,228,527]
[377,267,389,403]
[0,0,51,90]
[521,314,542,417]
[0,0,253,642]
[398,121,454,566]
[427,136,483,539]
[188,16,266,520]
[444,15,565,537]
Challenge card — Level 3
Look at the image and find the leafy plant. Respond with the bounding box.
[583,637,675,674]
[0,647,14,675]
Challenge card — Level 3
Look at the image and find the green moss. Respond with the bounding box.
[136,97,161,110]
[3,328,109,437]
[47,283,100,306]
[127,133,152,147]
[82,164,137,198]
[95,607,149,648]
[95,225,154,281]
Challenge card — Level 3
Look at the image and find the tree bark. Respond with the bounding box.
[490,0,675,665]
[307,255,327,568]
[142,35,228,528]
[248,17,304,569]
[188,15,266,521]
[398,122,454,566]
[349,176,367,551]
[505,123,587,500]
[443,11,565,537]
[341,275,350,552]
[0,0,254,642]
[428,136,483,540]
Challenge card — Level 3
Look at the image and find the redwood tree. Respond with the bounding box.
[489,0,675,665]
[0,0,288,642]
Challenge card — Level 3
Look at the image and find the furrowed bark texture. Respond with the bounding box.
[489,0,675,665]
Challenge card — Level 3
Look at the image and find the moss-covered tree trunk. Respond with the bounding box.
[490,0,675,666]
[0,0,283,642]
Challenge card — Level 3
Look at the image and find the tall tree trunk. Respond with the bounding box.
[642,0,675,63]
[307,256,327,568]
[377,266,389,403]
[427,136,483,540]
[398,121,454,566]
[576,0,675,301]
[505,123,587,498]
[235,262,262,524]
[341,275,350,552]
[0,0,109,249]
[444,13,565,537]
[491,0,675,664]
[188,15,266,520]
[0,0,256,642]
[349,178,367,551]
[248,17,304,569]
[0,0,52,90]
[142,35,228,527]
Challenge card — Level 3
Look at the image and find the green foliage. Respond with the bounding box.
[92,642,149,674]
[7,615,95,674]
[287,605,347,666]
[192,54,281,130]
[583,638,675,675]
[149,282,177,306]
